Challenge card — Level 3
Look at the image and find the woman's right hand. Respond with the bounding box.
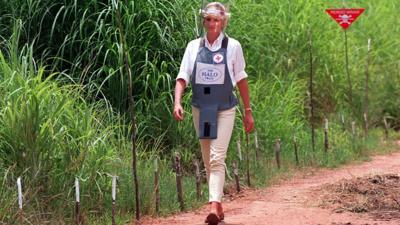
[173,103,184,121]
[173,79,186,121]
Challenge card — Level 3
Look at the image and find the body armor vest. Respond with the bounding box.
[191,36,238,139]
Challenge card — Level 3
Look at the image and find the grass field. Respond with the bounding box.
[0,0,399,223]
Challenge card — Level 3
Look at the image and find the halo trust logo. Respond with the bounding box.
[199,68,223,83]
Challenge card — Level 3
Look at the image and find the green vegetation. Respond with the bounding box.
[0,0,399,224]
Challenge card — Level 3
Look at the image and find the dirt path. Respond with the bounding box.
[142,144,400,225]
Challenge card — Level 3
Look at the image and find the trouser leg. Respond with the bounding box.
[192,106,236,202]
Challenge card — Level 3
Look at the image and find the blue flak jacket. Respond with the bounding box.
[191,36,238,139]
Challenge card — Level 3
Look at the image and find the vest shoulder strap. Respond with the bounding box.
[221,36,229,49]
[200,38,205,47]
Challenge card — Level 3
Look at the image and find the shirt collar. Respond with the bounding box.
[204,32,225,51]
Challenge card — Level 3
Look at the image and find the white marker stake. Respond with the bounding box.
[324,118,329,131]
[17,177,23,209]
[112,176,117,201]
[352,121,356,137]
[111,176,117,225]
[75,178,80,203]
[74,178,81,225]
[368,38,371,51]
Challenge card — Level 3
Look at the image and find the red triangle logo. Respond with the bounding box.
[326,8,365,30]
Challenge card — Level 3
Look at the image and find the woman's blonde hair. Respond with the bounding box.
[201,2,230,29]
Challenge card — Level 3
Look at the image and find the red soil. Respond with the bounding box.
[142,142,400,225]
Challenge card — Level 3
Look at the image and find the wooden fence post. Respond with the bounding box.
[363,113,368,138]
[364,38,371,138]
[383,117,389,140]
[293,136,299,166]
[324,118,329,152]
[236,138,242,161]
[245,134,251,187]
[308,26,316,152]
[341,114,345,128]
[174,152,184,211]
[154,159,160,214]
[112,176,117,225]
[274,139,281,169]
[193,159,202,200]
[232,161,240,193]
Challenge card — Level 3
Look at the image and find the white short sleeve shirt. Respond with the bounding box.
[176,33,248,87]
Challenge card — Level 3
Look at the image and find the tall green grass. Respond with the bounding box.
[2,0,399,142]
[229,0,400,125]
[0,37,207,224]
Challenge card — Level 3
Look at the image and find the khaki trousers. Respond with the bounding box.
[192,106,236,202]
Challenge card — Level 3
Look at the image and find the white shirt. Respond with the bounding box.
[176,33,248,87]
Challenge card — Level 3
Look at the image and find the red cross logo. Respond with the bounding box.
[213,53,224,63]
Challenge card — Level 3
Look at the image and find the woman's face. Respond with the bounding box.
[204,16,224,35]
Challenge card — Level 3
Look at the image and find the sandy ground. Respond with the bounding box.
[142,142,400,225]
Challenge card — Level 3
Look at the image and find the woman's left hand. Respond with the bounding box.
[243,110,255,133]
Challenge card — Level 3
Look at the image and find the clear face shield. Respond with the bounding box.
[200,7,229,18]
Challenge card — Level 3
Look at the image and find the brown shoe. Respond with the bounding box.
[204,212,224,223]
[205,212,220,225]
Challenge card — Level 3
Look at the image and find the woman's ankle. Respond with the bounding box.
[209,201,219,213]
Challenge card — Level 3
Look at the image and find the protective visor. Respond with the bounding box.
[200,8,230,18]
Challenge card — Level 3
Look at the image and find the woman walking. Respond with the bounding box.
[173,2,254,224]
